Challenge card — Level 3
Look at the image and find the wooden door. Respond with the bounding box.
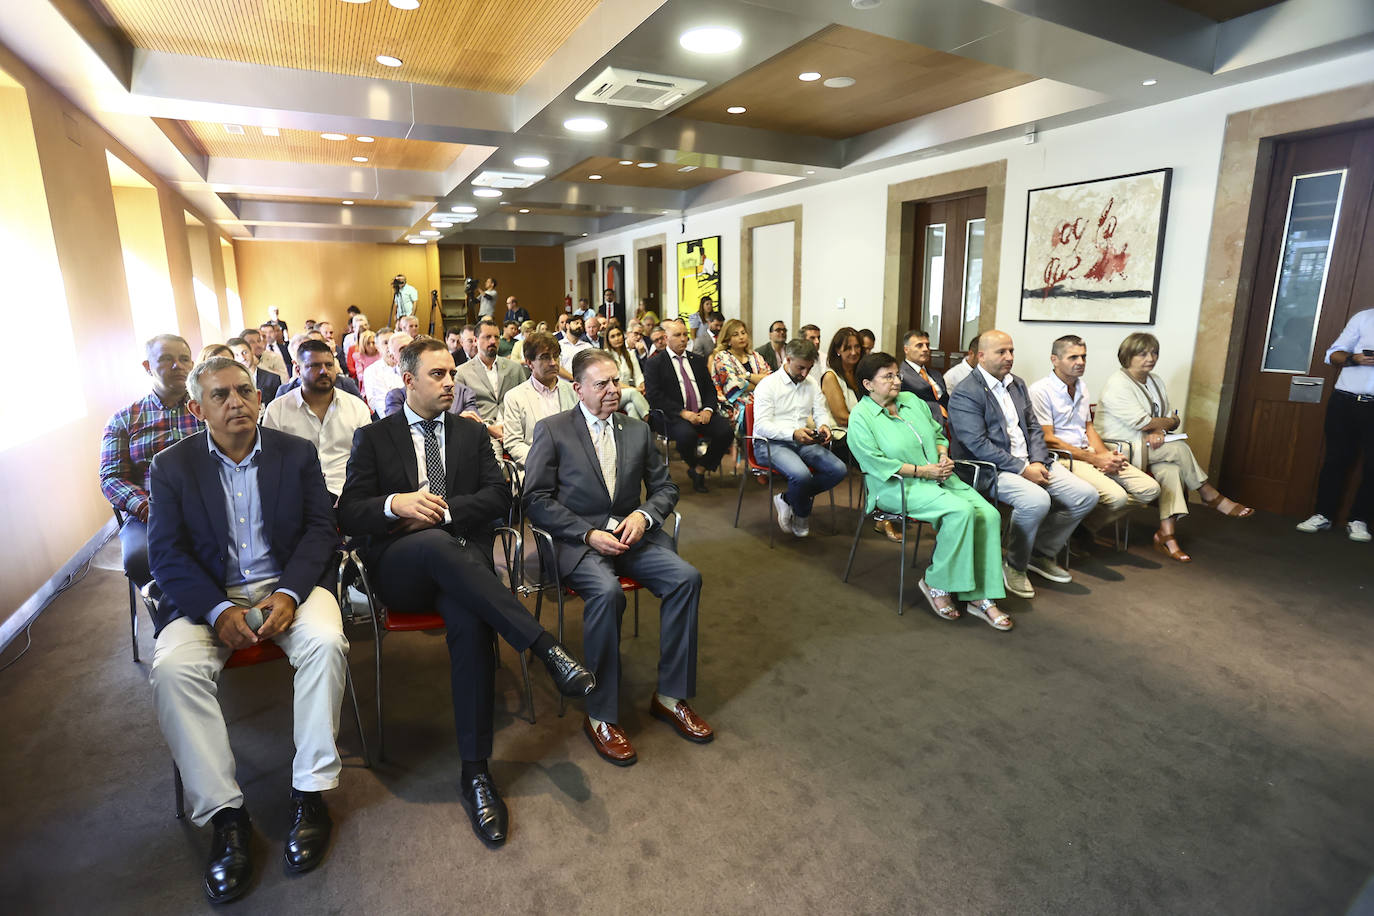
[638,245,662,317]
[1221,125,1374,516]
[908,192,987,370]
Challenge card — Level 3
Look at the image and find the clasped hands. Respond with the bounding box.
[390,489,448,534]
[912,454,954,482]
[680,409,713,426]
[1089,449,1129,474]
[214,591,297,650]
[586,513,649,556]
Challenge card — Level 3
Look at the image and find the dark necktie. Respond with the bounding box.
[677,354,700,412]
[421,419,446,499]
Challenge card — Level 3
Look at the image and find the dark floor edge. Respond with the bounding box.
[1,518,115,653]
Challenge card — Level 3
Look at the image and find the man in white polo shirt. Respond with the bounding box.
[1029,335,1159,541]
[262,339,372,497]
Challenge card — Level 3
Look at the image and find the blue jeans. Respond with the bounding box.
[756,441,847,518]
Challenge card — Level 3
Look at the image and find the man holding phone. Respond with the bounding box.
[1297,308,1374,542]
[751,337,848,537]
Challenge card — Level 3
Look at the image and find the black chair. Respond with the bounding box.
[111,507,151,662]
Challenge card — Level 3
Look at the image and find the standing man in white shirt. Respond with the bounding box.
[262,339,372,497]
[500,332,578,469]
[751,338,848,537]
[392,274,418,319]
[362,329,405,414]
[1297,307,1374,541]
[1029,335,1159,541]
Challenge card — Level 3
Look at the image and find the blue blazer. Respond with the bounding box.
[147,428,339,636]
[948,368,1050,473]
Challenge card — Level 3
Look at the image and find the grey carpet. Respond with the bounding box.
[1,471,1371,915]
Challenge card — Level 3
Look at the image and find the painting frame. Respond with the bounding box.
[676,236,721,320]
[600,254,625,311]
[1019,167,1172,325]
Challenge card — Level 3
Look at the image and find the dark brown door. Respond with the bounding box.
[1221,125,1374,516]
[638,245,662,316]
[909,192,986,371]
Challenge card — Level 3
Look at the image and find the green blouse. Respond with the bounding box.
[846,392,953,513]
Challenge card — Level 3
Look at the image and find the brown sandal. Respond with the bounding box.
[874,519,904,543]
[1202,493,1253,518]
[1153,531,1192,563]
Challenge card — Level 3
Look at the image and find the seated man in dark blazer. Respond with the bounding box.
[524,349,712,767]
[147,357,347,904]
[337,337,593,849]
[948,329,1097,601]
[642,318,733,493]
[898,329,948,427]
[229,336,281,406]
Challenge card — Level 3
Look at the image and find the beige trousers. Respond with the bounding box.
[1069,460,1162,531]
[1146,440,1209,519]
[149,583,349,826]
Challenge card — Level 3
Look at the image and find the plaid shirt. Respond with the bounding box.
[99,391,201,517]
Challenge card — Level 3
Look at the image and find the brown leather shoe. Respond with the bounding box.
[583,716,637,766]
[649,696,714,744]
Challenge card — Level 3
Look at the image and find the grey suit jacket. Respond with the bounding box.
[523,408,678,572]
[755,343,783,371]
[454,355,529,423]
[691,326,715,357]
[948,368,1050,473]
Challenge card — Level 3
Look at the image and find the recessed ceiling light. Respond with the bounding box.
[852,0,881,8]
[408,237,428,244]
[679,27,742,54]
[352,156,369,162]
[420,229,440,237]
[581,232,588,237]
[799,72,821,82]
[1142,78,1158,86]
[823,76,855,88]
[519,208,530,213]
[357,136,375,143]
[473,188,502,198]
[321,132,348,141]
[618,160,633,165]
[431,221,452,228]
[678,165,698,172]
[563,117,607,133]
[376,55,403,67]
[451,205,477,213]
[223,123,245,134]
[805,169,815,174]
[342,200,355,205]
[636,162,658,168]
[588,174,603,180]
[513,156,549,168]
[726,106,746,114]
[389,0,419,8]
[260,126,279,136]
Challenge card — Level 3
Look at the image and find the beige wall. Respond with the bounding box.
[0,43,234,620]
[465,244,566,325]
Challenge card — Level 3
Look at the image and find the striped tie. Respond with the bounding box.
[421,419,446,499]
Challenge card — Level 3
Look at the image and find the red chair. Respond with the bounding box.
[529,512,682,716]
[733,401,835,548]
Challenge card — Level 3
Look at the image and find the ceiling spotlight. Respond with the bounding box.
[1142,78,1158,86]
[473,188,502,198]
[852,0,882,8]
[352,156,369,162]
[563,117,607,133]
[321,132,348,141]
[799,72,821,82]
[388,0,420,8]
[342,200,355,205]
[581,232,588,237]
[823,76,855,88]
[357,136,375,143]
[431,221,452,228]
[726,106,746,114]
[451,205,477,213]
[519,208,530,213]
[420,229,440,237]
[588,174,603,180]
[513,156,550,168]
[376,55,403,67]
[260,126,279,136]
[618,160,633,165]
[636,162,658,168]
[679,27,742,54]
[678,165,698,172]
[408,237,428,244]
[805,169,815,174]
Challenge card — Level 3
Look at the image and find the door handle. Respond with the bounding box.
[1291,379,1320,386]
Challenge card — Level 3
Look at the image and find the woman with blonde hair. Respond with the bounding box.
[352,329,382,378]
[709,318,769,427]
[1096,331,1252,562]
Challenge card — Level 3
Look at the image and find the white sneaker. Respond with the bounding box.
[1002,562,1035,599]
[1296,513,1331,533]
[1349,520,1372,543]
[773,493,793,533]
[791,515,811,538]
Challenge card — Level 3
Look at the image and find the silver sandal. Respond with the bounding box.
[966,599,1013,631]
[918,578,960,620]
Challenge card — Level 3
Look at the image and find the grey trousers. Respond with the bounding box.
[995,462,1099,570]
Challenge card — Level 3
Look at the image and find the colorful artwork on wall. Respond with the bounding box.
[1019,168,1172,324]
[676,236,720,320]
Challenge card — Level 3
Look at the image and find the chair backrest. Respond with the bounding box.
[742,402,768,473]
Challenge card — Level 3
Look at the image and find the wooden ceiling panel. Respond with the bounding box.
[553,157,738,190]
[93,0,600,93]
[180,122,464,171]
[1164,0,1284,21]
[232,194,423,208]
[673,25,1036,140]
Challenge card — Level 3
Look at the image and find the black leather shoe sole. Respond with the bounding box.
[458,793,508,849]
[650,704,715,744]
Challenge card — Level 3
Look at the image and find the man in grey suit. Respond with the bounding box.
[949,329,1097,600]
[455,318,529,446]
[691,311,723,357]
[524,349,712,768]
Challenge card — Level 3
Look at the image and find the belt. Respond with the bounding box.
[1334,389,1374,403]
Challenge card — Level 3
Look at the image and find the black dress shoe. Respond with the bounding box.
[459,773,509,848]
[691,471,709,494]
[542,642,595,697]
[204,807,253,903]
[283,791,331,874]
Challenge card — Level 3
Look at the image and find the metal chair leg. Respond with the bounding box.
[897,517,907,616]
[173,763,185,819]
[633,590,640,637]
[518,650,536,724]
[733,463,748,527]
[843,508,866,582]
[556,589,568,718]
[829,487,837,536]
[344,666,370,768]
[767,473,776,549]
[128,580,140,663]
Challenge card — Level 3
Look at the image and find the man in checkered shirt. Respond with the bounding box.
[99,334,200,588]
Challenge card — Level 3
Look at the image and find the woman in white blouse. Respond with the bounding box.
[1095,332,1252,562]
[605,325,649,419]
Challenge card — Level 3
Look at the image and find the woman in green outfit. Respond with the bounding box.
[847,352,1011,631]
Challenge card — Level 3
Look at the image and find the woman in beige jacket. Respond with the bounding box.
[1095,332,1252,562]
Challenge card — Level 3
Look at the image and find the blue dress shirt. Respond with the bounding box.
[1325,307,1374,396]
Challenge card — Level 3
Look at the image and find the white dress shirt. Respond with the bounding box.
[577,403,653,530]
[1028,373,1092,449]
[1325,307,1374,396]
[261,388,372,495]
[559,338,592,372]
[752,367,834,441]
[978,365,1028,462]
[943,359,975,394]
[667,350,708,413]
[362,360,402,411]
[383,404,452,523]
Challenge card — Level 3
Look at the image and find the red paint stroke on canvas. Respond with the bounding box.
[1040,197,1131,297]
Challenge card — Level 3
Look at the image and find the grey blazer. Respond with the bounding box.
[948,368,1050,473]
[755,343,783,371]
[454,355,529,423]
[523,408,679,573]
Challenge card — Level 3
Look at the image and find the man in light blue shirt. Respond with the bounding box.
[392,273,418,318]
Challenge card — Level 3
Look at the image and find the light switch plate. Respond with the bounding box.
[836,297,845,310]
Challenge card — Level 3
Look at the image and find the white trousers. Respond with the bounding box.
[149,582,349,827]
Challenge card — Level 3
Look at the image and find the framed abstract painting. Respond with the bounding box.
[1019,168,1172,324]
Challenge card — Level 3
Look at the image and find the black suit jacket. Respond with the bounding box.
[254,367,281,407]
[147,429,338,636]
[336,410,509,568]
[597,300,626,328]
[643,349,720,414]
[948,369,1050,472]
[900,361,947,415]
[523,408,678,571]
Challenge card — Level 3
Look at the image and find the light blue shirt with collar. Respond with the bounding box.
[205,432,299,626]
[576,402,654,532]
[383,402,452,524]
[1326,307,1374,396]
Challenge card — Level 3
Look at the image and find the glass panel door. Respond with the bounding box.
[920,224,946,345]
[1261,170,1346,373]
[961,218,985,348]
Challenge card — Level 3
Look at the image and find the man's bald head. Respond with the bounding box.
[977,329,1015,380]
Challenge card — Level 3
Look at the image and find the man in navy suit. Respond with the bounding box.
[642,318,733,492]
[948,330,1097,600]
[147,357,348,904]
[898,329,948,427]
[229,336,281,406]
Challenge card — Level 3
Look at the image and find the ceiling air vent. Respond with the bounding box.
[574,67,706,111]
[479,247,516,263]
